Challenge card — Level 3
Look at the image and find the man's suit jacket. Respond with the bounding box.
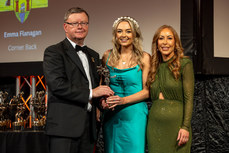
[43,38,100,140]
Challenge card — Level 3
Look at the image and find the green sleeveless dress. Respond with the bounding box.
[103,56,148,153]
[147,57,194,153]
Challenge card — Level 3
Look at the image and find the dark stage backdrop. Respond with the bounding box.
[191,75,229,153]
[181,0,229,75]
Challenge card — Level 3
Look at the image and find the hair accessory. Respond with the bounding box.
[113,16,139,28]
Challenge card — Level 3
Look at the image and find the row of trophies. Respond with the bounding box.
[0,65,109,131]
[0,90,46,131]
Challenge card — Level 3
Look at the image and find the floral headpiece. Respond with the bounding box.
[113,16,139,28]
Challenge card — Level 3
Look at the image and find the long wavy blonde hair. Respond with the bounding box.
[108,16,144,69]
[147,25,184,86]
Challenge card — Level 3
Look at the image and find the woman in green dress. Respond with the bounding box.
[147,25,194,153]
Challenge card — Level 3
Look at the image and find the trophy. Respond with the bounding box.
[0,91,8,130]
[31,91,46,130]
[14,103,26,130]
[97,65,110,86]
[10,92,26,131]
[97,64,113,107]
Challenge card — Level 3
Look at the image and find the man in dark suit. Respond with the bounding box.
[43,7,114,153]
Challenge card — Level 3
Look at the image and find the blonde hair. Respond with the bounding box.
[109,16,144,69]
[147,25,184,86]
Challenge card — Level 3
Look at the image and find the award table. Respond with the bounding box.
[0,130,49,153]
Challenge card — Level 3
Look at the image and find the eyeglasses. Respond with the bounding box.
[65,22,89,27]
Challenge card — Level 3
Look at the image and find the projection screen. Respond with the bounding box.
[0,0,180,76]
[214,0,229,58]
